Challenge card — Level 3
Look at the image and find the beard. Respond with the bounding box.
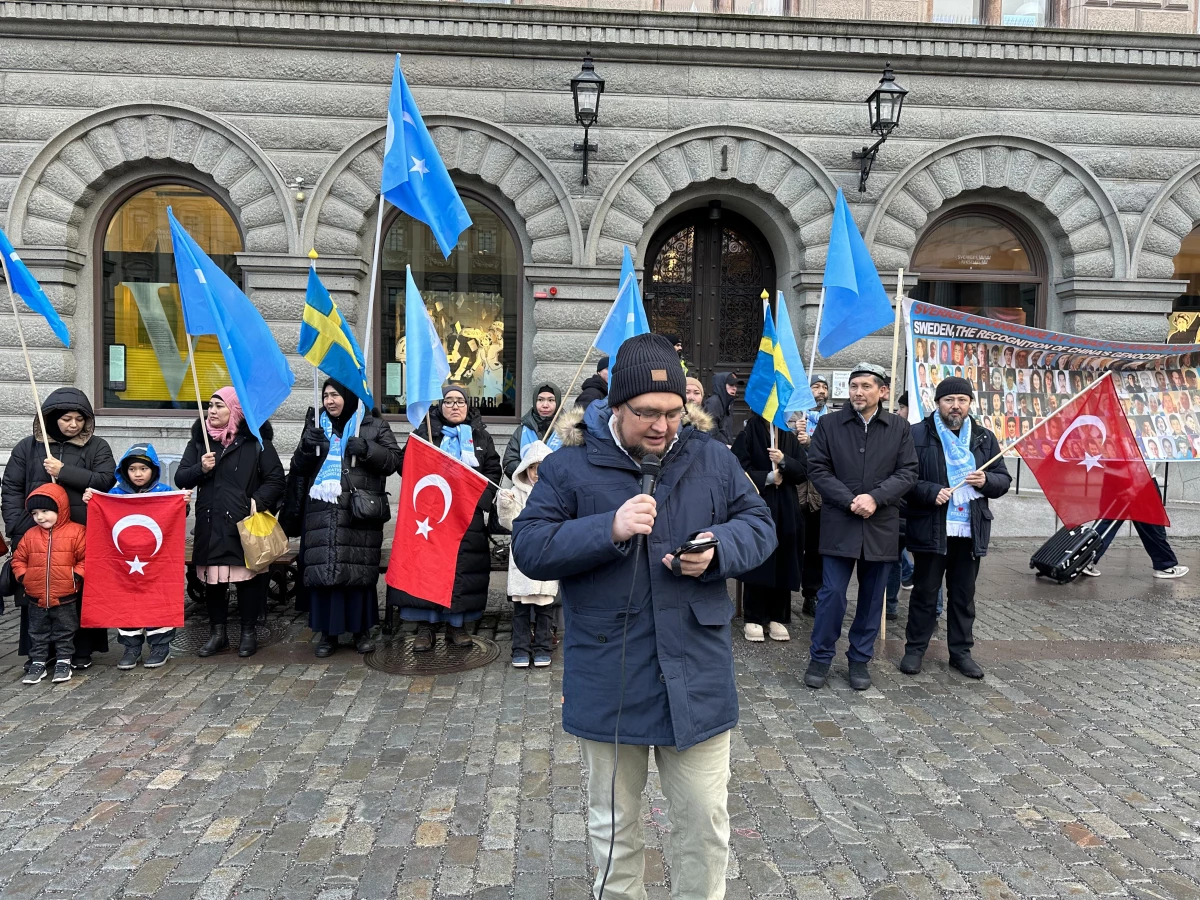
[940,411,965,430]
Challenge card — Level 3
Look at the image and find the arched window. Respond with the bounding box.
[98,182,240,410]
[1172,225,1200,311]
[911,208,1046,327]
[378,194,520,420]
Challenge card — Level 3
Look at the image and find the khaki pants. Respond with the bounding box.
[579,730,731,900]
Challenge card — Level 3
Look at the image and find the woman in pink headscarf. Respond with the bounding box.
[176,387,285,658]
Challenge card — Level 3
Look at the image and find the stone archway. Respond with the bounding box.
[586,125,839,269]
[303,116,583,265]
[8,103,295,253]
[1133,162,1200,279]
[865,134,1128,280]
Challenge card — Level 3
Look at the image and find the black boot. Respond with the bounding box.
[412,624,434,652]
[801,595,817,617]
[197,624,229,657]
[315,633,336,658]
[238,625,258,658]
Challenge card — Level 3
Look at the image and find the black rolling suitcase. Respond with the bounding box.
[1030,524,1101,584]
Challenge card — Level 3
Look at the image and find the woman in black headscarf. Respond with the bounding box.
[290,379,402,657]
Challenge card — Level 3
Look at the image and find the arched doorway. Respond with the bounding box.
[911,206,1046,327]
[643,206,776,392]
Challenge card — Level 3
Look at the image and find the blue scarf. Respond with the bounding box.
[441,424,479,468]
[310,405,365,504]
[933,413,980,538]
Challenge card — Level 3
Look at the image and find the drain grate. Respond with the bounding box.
[365,635,500,675]
[170,620,290,653]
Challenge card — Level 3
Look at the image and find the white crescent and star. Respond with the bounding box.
[411,474,454,541]
[111,514,164,576]
[1054,414,1107,472]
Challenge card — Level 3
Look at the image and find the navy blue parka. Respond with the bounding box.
[511,406,776,751]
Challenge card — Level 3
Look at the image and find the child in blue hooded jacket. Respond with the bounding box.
[83,444,182,669]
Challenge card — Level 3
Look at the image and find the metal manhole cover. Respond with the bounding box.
[171,620,289,653]
[365,635,500,675]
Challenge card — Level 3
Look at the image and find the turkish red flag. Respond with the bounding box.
[386,434,490,608]
[1015,373,1168,529]
[81,492,187,628]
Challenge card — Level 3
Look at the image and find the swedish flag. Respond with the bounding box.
[744,299,794,429]
[298,266,374,408]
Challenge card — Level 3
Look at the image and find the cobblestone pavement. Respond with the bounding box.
[1,540,1199,899]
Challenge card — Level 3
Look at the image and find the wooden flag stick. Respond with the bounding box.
[887,268,905,414]
[1,250,55,473]
[543,345,592,442]
[185,333,211,454]
[948,371,1114,492]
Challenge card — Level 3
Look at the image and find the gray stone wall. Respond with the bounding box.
[2,0,1200,486]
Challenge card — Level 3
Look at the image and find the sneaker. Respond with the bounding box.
[22,661,47,684]
[885,607,899,621]
[803,659,830,689]
[847,660,872,691]
[512,653,530,668]
[1082,563,1102,577]
[70,655,93,670]
[117,646,142,670]
[900,581,913,591]
[1154,565,1189,579]
[744,623,765,642]
[52,661,72,683]
[767,622,790,642]
[144,645,171,668]
[898,651,923,675]
[533,653,552,668]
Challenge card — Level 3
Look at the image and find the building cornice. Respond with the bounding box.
[5,1,1200,82]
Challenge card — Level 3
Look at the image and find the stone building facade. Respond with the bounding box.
[4,0,1200,484]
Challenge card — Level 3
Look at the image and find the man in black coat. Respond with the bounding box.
[702,371,739,446]
[805,362,918,691]
[899,377,1011,679]
[574,356,609,410]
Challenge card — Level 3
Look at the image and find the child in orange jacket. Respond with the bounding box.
[12,483,86,684]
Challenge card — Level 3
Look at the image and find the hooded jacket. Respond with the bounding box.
[497,440,558,603]
[12,483,86,608]
[702,371,738,445]
[110,444,174,495]
[2,387,116,545]
[503,382,562,479]
[386,405,502,617]
[175,418,286,567]
[574,372,609,411]
[510,404,776,751]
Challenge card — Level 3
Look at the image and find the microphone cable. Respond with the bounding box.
[597,453,660,900]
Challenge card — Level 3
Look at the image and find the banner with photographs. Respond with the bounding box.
[904,300,1200,461]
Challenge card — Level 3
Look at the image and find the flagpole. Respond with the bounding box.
[356,194,387,448]
[949,371,1115,491]
[887,268,904,414]
[543,346,592,442]
[807,286,826,383]
[0,251,55,474]
[307,249,324,448]
[184,334,211,455]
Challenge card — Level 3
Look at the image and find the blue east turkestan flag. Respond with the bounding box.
[745,298,796,430]
[380,54,472,258]
[818,188,894,358]
[298,266,374,409]
[0,227,70,346]
[168,208,295,441]
[776,292,816,416]
[403,265,451,429]
[593,246,650,362]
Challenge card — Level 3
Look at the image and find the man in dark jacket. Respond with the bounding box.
[512,333,775,900]
[574,356,609,410]
[702,371,739,446]
[806,362,918,691]
[900,377,1011,679]
[502,381,562,479]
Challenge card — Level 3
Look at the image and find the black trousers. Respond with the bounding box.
[28,601,79,664]
[742,584,791,626]
[801,508,823,600]
[905,537,980,659]
[511,602,554,655]
[205,576,267,627]
[18,593,108,659]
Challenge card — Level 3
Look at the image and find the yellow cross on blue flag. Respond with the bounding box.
[298,266,374,408]
[745,297,798,429]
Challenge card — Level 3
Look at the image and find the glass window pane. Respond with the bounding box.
[1001,0,1044,26]
[912,280,1036,326]
[912,214,1033,273]
[931,0,979,24]
[380,197,519,419]
[1172,226,1200,309]
[101,184,239,410]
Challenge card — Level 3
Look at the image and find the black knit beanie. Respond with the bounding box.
[935,376,975,401]
[608,334,687,408]
[26,494,58,513]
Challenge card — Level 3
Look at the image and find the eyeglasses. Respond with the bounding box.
[442,399,468,408]
[627,405,684,424]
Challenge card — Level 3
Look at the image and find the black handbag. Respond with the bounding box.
[349,488,390,526]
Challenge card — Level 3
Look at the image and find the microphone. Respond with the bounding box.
[634,454,661,552]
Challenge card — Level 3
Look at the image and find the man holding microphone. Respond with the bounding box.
[512,333,775,900]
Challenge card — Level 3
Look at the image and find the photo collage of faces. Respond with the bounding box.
[912,336,1200,460]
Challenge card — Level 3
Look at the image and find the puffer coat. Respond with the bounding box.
[11,483,86,608]
[386,406,501,616]
[290,408,403,587]
[175,418,286,567]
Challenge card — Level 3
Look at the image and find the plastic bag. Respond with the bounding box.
[238,505,288,573]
